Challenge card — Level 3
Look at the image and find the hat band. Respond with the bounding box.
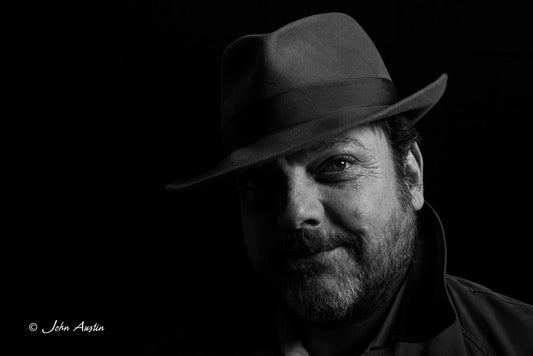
[221,77,398,152]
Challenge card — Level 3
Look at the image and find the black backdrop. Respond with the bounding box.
[5,0,533,354]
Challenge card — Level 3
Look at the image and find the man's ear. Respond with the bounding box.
[404,142,424,210]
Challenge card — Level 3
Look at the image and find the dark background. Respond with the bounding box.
[4,0,532,354]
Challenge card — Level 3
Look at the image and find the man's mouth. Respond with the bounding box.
[286,247,341,262]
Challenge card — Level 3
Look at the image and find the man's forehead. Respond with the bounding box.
[285,125,383,161]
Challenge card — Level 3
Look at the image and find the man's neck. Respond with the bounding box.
[296,278,405,356]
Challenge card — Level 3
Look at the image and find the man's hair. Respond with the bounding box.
[368,115,421,188]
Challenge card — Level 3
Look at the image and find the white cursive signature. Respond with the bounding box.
[41,320,105,334]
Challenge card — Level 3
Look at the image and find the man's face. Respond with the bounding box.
[237,125,423,327]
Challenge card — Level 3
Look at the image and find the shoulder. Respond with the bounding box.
[446,275,533,316]
[149,321,270,356]
[445,274,533,355]
[149,327,206,356]
[148,297,279,356]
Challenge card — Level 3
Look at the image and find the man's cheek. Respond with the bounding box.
[244,233,273,274]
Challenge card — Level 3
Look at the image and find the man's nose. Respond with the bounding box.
[276,173,323,229]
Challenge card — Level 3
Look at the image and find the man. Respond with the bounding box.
[159,13,533,356]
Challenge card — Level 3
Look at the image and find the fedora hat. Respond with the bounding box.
[166,12,447,191]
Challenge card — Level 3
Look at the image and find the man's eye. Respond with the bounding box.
[239,174,267,191]
[320,156,355,173]
[329,159,349,171]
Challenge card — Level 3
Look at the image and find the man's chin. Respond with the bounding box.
[280,272,366,328]
[289,269,362,294]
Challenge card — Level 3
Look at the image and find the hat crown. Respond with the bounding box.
[220,13,391,126]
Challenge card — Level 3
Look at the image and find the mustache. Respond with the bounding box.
[271,228,365,260]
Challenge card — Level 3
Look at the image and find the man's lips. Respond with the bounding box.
[285,247,340,261]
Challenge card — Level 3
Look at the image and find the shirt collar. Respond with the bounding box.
[275,202,456,354]
[276,308,309,356]
[389,202,456,342]
[367,275,407,350]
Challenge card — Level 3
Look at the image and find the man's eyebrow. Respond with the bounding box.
[297,137,368,157]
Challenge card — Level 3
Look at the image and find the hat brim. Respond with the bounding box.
[166,73,448,192]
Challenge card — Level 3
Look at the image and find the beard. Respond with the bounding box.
[268,189,417,329]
